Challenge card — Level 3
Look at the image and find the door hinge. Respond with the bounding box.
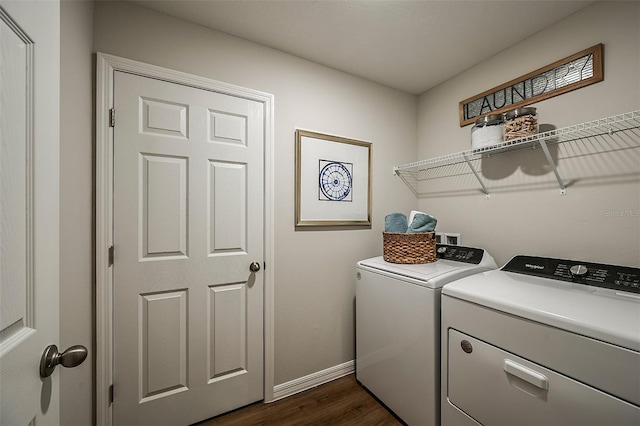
[109,384,114,404]
[109,108,115,127]
[108,246,114,266]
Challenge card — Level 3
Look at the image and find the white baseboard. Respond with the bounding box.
[271,360,354,402]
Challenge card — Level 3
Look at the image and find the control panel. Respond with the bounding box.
[436,244,485,265]
[502,255,640,294]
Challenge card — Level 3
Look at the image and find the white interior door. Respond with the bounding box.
[0,1,60,425]
[112,71,264,425]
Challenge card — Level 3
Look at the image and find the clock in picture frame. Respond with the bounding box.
[295,129,372,228]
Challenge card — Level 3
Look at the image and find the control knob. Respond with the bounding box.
[570,264,588,277]
[437,247,447,254]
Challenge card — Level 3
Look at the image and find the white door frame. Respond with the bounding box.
[95,53,275,426]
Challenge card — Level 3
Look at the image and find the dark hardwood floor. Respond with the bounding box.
[195,374,404,425]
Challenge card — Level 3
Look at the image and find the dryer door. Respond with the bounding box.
[446,329,640,426]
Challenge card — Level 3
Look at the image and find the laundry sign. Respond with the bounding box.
[459,44,603,127]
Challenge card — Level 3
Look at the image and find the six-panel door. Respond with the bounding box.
[112,71,264,425]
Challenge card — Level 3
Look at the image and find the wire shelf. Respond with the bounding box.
[394,110,640,197]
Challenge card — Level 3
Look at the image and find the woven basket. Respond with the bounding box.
[382,231,436,264]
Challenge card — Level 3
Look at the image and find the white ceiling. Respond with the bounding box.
[131,0,595,95]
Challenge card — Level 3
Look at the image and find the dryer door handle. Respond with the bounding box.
[503,359,549,390]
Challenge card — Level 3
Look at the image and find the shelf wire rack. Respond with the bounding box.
[394,110,640,197]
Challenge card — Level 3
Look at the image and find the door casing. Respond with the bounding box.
[95,53,275,426]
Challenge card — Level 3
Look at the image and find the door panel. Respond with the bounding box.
[113,71,264,425]
[141,97,189,139]
[0,2,60,425]
[208,283,247,379]
[141,154,188,259]
[140,290,188,401]
[0,6,29,336]
[209,161,247,253]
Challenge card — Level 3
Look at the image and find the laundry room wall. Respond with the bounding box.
[91,0,416,395]
[416,1,640,267]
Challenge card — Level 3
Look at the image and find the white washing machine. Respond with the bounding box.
[355,244,497,426]
[441,255,640,426]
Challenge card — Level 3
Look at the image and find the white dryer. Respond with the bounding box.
[441,255,640,426]
[356,244,496,426]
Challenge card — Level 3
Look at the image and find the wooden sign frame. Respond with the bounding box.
[459,44,603,127]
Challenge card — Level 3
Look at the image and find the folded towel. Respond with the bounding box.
[385,213,408,233]
[407,213,437,233]
[408,210,424,225]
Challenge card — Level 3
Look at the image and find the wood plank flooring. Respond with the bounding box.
[195,374,404,426]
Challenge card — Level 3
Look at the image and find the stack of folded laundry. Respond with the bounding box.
[384,211,437,233]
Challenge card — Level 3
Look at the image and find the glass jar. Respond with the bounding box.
[471,114,504,150]
[503,107,538,141]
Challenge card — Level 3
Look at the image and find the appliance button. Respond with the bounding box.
[460,340,473,354]
[570,264,588,277]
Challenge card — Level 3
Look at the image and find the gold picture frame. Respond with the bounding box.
[295,130,372,228]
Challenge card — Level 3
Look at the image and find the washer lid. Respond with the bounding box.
[443,270,640,352]
[357,256,493,288]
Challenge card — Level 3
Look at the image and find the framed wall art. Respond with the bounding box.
[295,130,372,228]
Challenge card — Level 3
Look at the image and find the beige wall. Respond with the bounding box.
[60,1,94,425]
[417,1,640,267]
[91,0,417,386]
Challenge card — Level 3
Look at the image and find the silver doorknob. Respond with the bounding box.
[40,344,88,378]
[249,262,261,273]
